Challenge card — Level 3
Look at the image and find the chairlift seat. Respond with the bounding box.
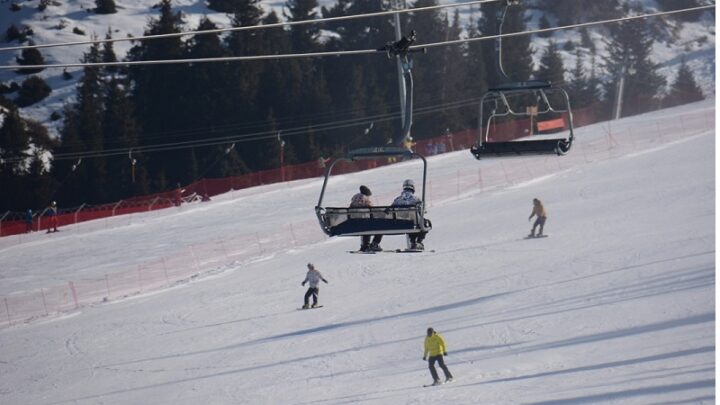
[317,205,431,237]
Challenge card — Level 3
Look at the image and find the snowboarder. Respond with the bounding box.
[423,327,453,385]
[301,263,328,309]
[47,201,59,233]
[25,209,33,233]
[528,198,547,237]
[350,185,383,252]
[392,179,428,250]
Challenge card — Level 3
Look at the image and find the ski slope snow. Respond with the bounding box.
[0,100,715,404]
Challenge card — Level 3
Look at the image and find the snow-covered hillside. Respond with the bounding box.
[0,100,714,403]
[0,0,715,138]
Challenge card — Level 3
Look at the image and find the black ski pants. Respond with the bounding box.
[304,287,319,306]
[532,216,547,235]
[428,355,452,381]
[361,235,383,249]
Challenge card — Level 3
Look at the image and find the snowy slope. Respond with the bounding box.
[0,100,714,404]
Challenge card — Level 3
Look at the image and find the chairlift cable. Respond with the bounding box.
[0,4,711,70]
[0,0,503,54]
[4,97,481,163]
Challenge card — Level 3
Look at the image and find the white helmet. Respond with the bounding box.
[402,179,415,192]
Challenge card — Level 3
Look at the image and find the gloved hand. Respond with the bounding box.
[301,281,306,286]
[323,279,329,284]
[422,357,426,361]
[443,352,447,356]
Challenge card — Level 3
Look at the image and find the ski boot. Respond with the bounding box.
[431,379,443,386]
[369,243,383,252]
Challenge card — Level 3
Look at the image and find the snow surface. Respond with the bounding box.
[0,100,714,403]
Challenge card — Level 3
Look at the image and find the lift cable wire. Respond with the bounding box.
[0,4,712,70]
[7,96,481,163]
[0,0,503,54]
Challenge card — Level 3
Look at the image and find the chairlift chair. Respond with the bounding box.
[471,80,575,158]
[315,147,431,237]
[470,0,575,159]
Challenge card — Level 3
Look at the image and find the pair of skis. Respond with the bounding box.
[348,249,434,254]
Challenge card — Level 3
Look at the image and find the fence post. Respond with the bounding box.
[112,200,123,217]
[68,281,79,309]
[289,224,298,247]
[40,288,49,316]
[0,211,8,237]
[189,245,200,272]
[74,203,86,225]
[148,197,159,211]
[4,297,11,326]
[501,161,510,185]
[161,257,170,286]
[456,170,461,197]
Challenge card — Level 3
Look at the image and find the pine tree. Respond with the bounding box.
[127,0,187,189]
[0,106,30,176]
[61,41,108,204]
[602,13,666,118]
[15,75,51,107]
[536,40,565,85]
[537,14,552,38]
[285,0,319,53]
[102,28,119,74]
[15,45,46,74]
[465,11,488,129]
[656,0,707,22]
[664,57,704,108]
[95,0,117,14]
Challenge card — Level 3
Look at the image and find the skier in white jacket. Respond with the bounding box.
[301,263,328,308]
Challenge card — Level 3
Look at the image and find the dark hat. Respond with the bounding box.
[427,327,434,335]
[360,185,372,196]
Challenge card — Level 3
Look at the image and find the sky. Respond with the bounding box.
[0,99,714,404]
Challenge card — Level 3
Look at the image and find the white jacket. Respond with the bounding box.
[303,269,326,288]
[392,190,421,206]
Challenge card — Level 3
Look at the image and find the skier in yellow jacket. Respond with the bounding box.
[528,198,547,237]
[423,327,453,385]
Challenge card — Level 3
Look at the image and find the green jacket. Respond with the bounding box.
[423,332,447,357]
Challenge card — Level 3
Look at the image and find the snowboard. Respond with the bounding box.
[297,305,324,310]
[389,249,435,253]
[423,379,454,387]
[524,234,548,239]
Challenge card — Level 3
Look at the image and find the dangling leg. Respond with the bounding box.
[360,235,370,251]
[437,356,453,380]
[370,235,383,251]
[311,288,319,307]
[428,356,440,383]
[303,288,313,308]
